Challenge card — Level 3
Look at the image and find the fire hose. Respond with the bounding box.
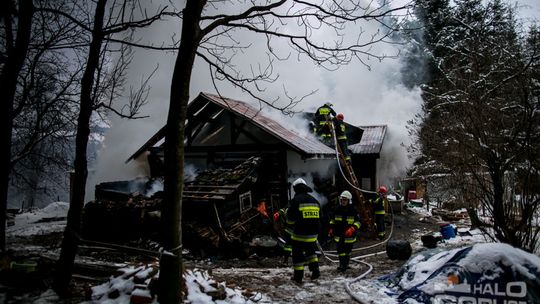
[326,118,398,302]
[279,235,383,303]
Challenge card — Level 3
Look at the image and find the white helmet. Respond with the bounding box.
[292,178,307,187]
[324,101,333,107]
[340,190,352,200]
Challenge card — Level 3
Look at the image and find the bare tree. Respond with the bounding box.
[45,0,167,294]
[8,0,88,210]
[158,1,412,302]
[0,0,33,252]
[0,0,90,252]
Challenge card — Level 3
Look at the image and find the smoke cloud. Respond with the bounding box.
[89,1,423,200]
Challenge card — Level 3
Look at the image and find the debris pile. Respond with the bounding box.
[82,195,161,242]
[82,157,276,258]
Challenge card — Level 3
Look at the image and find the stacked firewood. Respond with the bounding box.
[82,197,162,242]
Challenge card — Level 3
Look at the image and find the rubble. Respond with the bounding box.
[82,157,276,257]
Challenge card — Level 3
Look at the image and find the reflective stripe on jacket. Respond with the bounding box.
[329,204,361,243]
[314,105,336,125]
[287,193,321,243]
[334,120,347,141]
[371,196,386,215]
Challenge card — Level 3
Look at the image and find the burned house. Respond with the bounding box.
[84,92,387,255]
[129,92,386,201]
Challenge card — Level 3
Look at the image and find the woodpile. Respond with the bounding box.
[431,208,469,222]
[82,196,161,242]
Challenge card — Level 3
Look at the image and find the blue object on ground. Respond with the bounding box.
[440,223,456,239]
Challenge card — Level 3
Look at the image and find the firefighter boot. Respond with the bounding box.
[343,255,350,271]
[337,256,346,272]
[292,269,304,284]
[310,264,320,280]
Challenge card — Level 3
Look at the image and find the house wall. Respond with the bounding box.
[286,151,337,205]
[351,154,378,191]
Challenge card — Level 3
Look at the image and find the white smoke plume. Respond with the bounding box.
[90,1,423,196]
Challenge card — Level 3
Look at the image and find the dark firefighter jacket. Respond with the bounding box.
[314,105,336,126]
[275,208,293,253]
[371,195,386,215]
[277,208,292,236]
[334,119,347,141]
[286,187,321,243]
[329,204,361,243]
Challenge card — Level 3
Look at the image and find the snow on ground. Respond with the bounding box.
[6,202,69,237]
[7,201,534,303]
[6,203,277,303]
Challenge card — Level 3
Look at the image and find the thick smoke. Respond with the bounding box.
[90,1,423,198]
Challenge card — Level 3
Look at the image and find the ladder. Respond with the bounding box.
[327,120,376,236]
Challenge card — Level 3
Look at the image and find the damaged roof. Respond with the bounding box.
[127,92,336,162]
[127,93,386,162]
[349,125,387,155]
[201,93,336,157]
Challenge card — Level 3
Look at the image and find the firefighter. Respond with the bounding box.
[370,186,388,239]
[273,207,292,264]
[313,102,336,144]
[333,113,351,163]
[328,190,361,272]
[286,178,321,283]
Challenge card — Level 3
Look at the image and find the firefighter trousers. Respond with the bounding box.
[375,214,386,238]
[291,240,319,282]
[336,241,353,271]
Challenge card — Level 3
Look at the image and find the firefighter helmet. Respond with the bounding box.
[292,178,307,187]
[378,186,388,194]
[337,113,344,121]
[324,101,333,107]
[340,190,352,200]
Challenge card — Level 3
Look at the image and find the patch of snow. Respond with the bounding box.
[407,206,432,217]
[7,202,69,237]
[458,243,540,280]
[349,281,398,304]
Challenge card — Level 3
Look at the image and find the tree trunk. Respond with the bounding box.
[491,168,516,246]
[53,0,107,295]
[466,207,485,229]
[0,0,33,253]
[158,1,205,303]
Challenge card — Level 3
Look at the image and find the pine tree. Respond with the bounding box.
[411,0,540,251]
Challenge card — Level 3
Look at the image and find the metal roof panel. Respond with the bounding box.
[201,93,335,156]
[349,125,387,154]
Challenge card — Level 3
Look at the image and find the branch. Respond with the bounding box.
[102,6,173,35]
[201,0,288,36]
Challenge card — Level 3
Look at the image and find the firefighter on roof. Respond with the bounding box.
[286,178,321,283]
[313,102,336,144]
[328,190,361,272]
[333,113,351,163]
[370,186,388,239]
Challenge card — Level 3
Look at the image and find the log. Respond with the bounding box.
[79,239,161,258]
